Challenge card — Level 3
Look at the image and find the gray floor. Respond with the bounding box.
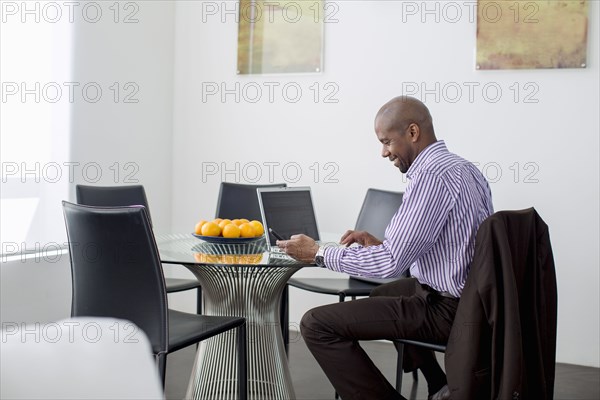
[165,331,600,400]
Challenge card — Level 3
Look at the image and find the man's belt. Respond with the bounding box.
[422,284,458,300]
[436,290,458,299]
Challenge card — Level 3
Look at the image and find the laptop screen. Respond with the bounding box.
[257,187,320,246]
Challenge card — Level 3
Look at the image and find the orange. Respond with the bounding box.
[239,218,250,224]
[212,218,223,225]
[194,220,207,235]
[238,223,255,238]
[201,221,221,237]
[218,219,232,230]
[249,220,264,236]
[222,223,241,239]
[232,219,243,226]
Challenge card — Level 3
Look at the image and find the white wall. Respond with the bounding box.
[69,1,176,232]
[171,1,599,367]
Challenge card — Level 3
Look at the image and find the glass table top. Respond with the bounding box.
[156,233,309,267]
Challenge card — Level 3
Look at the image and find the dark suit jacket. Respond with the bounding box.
[445,208,557,400]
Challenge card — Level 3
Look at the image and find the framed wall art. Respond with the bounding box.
[237,0,324,74]
[476,0,588,69]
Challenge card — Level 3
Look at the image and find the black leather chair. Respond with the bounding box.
[393,208,557,399]
[353,188,405,241]
[283,189,404,350]
[215,181,287,222]
[75,184,203,314]
[62,201,247,398]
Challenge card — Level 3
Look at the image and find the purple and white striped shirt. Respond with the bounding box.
[325,141,493,297]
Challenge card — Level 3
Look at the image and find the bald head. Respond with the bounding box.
[375,96,435,140]
[374,96,438,173]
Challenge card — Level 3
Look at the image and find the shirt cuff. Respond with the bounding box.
[323,246,346,272]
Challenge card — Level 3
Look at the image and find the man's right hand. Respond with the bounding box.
[276,234,319,264]
[340,230,383,247]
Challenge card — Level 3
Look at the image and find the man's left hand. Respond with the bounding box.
[340,230,383,247]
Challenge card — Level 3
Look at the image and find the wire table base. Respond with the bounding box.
[184,263,301,400]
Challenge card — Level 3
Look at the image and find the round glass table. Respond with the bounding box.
[157,234,310,400]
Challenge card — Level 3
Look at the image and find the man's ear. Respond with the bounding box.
[409,123,420,142]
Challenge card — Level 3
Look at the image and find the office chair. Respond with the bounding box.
[393,208,557,400]
[62,201,247,398]
[75,184,203,314]
[215,181,287,222]
[353,188,405,242]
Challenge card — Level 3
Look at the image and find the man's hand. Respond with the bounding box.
[340,230,383,247]
[276,234,319,263]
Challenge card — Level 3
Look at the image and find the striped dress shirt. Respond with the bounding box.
[325,140,494,297]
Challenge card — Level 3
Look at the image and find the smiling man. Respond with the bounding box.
[377,95,435,173]
[277,96,494,400]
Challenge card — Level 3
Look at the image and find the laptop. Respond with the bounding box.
[257,186,321,249]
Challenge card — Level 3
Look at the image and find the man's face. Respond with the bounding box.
[375,121,415,174]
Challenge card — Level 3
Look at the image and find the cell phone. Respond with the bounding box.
[269,227,286,241]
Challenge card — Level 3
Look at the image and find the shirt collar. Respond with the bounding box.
[406,140,447,180]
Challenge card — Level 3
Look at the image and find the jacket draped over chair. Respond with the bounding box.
[445,208,557,400]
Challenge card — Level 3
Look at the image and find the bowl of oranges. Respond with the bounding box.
[192,218,265,244]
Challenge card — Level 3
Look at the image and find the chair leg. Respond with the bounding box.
[237,323,248,400]
[194,287,203,350]
[281,285,289,355]
[196,286,202,315]
[395,342,405,393]
[412,370,418,381]
[157,353,167,389]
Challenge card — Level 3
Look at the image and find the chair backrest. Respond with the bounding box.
[215,182,287,222]
[75,184,152,225]
[62,201,168,355]
[445,208,557,399]
[355,188,404,241]
[349,189,405,284]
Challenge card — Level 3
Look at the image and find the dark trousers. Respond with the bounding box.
[300,278,459,400]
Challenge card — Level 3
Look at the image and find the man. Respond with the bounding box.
[277,96,494,400]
